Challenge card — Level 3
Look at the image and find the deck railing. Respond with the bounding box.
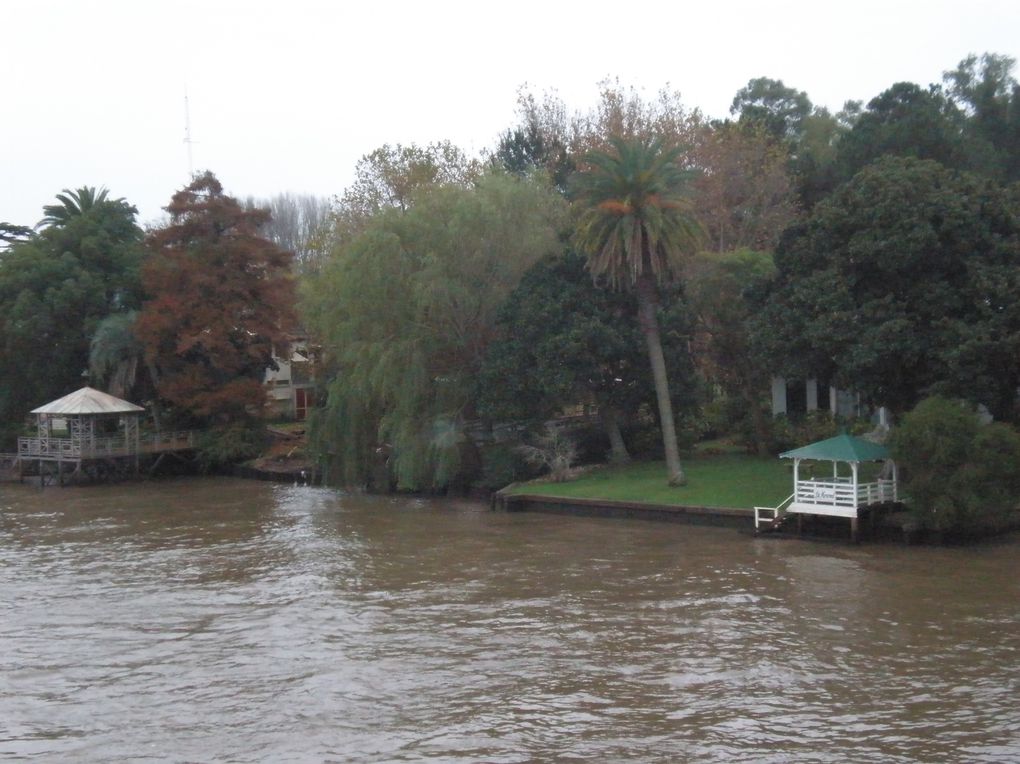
[795,477,897,508]
[17,431,196,460]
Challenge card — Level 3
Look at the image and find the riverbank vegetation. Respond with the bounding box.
[2,53,1020,533]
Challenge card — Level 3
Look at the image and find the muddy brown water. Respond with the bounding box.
[1,478,1018,762]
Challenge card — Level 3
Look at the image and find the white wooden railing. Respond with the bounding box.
[794,478,896,508]
[17,431,195,459]
[754,493,795,531]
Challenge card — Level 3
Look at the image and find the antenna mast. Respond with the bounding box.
[184,88,195,177]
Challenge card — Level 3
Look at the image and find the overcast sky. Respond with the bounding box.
[3,0,1019,229]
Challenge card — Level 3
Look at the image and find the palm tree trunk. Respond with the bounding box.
[636,276,686,486]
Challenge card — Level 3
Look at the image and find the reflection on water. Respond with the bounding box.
[1,478,1018,762]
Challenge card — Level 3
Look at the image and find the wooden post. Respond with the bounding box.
[851,516,859,543]
[797,513,804,535]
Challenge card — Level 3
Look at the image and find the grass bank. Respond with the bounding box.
[505,454,792,509]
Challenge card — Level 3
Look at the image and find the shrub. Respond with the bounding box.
[197,420,269,470]
[477,443,537,490]
[890,397,1020,534]
[518,425,579,482]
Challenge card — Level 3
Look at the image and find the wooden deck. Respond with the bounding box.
[16,431,196,461]
[788,477,897,518]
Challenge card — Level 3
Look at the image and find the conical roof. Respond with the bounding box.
[779,432,889,462]
[31,386,145,415]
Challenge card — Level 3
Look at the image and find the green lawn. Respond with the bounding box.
[506,454,794,509]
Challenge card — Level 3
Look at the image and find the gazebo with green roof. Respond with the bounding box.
[755,432,898,541]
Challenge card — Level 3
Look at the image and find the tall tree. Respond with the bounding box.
[943,52,1020,182]
[572,137,701,485]
[685,250,776,456]
[304,171,565,490]
[38,186,119,227]
[834,82,966,180]
[0,187,143,444]
[691,123,799,252]
[730,77,813,141]
[757,157,1020,420]
[242,192,333,272]
[477,251,698,464]
[135,172,295,423]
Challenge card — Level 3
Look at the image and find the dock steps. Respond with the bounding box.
[754,494,795,533]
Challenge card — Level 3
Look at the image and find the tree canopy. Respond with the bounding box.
[758,156,1020,419]
[572,137,701,485]
[305,171,566,489]
[0,187,143,444]
[135,172,295,423]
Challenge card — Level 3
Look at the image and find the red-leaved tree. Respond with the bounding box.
[136,172,295,423]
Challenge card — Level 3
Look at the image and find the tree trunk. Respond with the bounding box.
[636,276,686,486]
[742,382,770,458]
[600,403,631,465]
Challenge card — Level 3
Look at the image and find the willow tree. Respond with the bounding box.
[572,137,700,486]
[304,171,565,490]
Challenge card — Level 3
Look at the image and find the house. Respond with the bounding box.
[264,336,316,420]
[771,376,891,427]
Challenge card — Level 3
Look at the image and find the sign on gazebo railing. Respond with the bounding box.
[795,477,897,508]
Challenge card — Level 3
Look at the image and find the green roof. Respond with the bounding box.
[780,432,889,462]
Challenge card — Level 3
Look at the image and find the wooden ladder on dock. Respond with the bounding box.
[754,494,795,533]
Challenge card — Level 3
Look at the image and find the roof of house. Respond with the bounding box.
[31,386,145,415]
[779,432,890,462]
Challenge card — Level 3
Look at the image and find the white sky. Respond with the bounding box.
[3,0,1018,229]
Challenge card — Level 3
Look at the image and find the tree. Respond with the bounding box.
[39,186,119,227]
[943,52,1020,182]
[242,192,333,272]
[730,77,812,141]
[758,157,1020,419]
[691,123,799,252]
[572,137,701,485]
[304,171,565,490]
[0,187,143,444]
[890,397,1020,534]
[334,141,480,234]
[685,250,775,456]
[477,251,698,464]
[135,172,295,424]
[834,82,967,180]
[0,222,33,249]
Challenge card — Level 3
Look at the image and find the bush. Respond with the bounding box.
[477,443,538,490]
[518,425,579,482]
[197,420,269,470]
[890,397,1020,535]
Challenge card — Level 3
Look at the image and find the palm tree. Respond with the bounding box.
[39,186,115,228]
[572,137,700,486]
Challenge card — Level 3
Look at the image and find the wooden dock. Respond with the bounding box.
[10,431,198,485]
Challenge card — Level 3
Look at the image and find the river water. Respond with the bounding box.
[1,478,1018,762]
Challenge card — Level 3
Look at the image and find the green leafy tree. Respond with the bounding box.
[304,171,565,490]
[758,157,1020,419]
[0,187,143,445]
[572,137,701,485]
[478,251,698,464]
[135,172,295,425]
[835,82,967,180]
[730,77,813,141]
[686,250,776,455]
[728,77,850,208]
[943,52,1020,182]
[890,397,1020,534]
